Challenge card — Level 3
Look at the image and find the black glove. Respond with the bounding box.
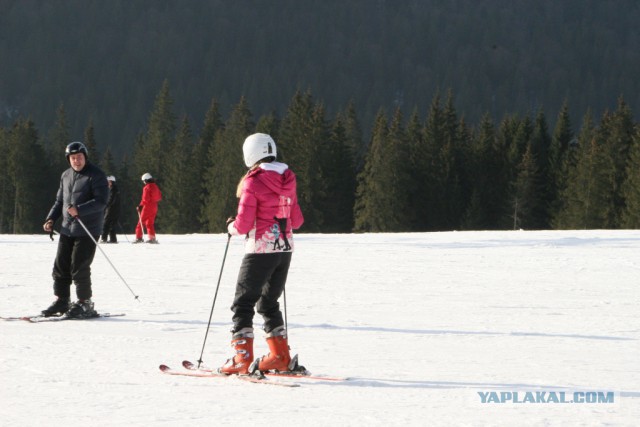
[225,217,235,238]
[136,205,142,213]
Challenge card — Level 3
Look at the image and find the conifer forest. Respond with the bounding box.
[1,1,639,234]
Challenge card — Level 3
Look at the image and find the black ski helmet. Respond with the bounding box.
[65,141,88,160]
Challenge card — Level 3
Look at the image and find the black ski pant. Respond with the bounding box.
[101,214,118,242]
[231,252,292,334]
[52,234,98,300]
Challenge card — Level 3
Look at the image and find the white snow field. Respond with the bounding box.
[1,231,638,426]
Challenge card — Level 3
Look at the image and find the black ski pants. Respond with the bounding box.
[231,252,292,334]
[101,213,118,242]
[52,234,98,300]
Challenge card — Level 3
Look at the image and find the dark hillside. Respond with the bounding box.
[0,0,638,156]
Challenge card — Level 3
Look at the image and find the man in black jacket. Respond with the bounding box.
[42,142,109,318]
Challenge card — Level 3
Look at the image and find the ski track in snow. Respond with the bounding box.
[1,231,639,426]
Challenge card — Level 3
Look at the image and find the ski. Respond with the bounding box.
[0,314,62,321]
[263,370,349,381]
[182,359,348,382]
[1,313,125,323]
[159,364,299,387]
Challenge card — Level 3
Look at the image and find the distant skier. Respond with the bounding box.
[100,175,121,243]
[219,133,304,375]
[134,173,162,244]
[41,142,109,318]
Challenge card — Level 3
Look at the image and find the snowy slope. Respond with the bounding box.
[1,231,638,426]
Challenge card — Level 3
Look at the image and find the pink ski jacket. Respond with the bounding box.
[229,162,304,254]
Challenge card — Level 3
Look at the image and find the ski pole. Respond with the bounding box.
[197,233,231,368]
[73,214,140,302]
[283,287,289,339]
[117,221,131,243]
[136,208,146,240]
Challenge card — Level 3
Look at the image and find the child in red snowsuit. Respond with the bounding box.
[135,173,162,243]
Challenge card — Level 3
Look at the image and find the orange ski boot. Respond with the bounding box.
[219,328,254,375]
[253,326,291,373]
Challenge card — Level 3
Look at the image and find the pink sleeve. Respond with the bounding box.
[290,194,304,230]
[232,180,258,235]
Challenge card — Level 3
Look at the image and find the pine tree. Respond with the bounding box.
[47,104,70,174]
[200,99,225,147]
[84,120,100,168]
[0,126,10,232]
[202,97,253,232]
[511,144,541,229]
[8,119,51,233]
[163,116,199,232]
[278,90,329,231]
[385,108,412,231]
[552,111,594,229]
[506,115,532,182]
[321,114,356,232]
[129,81,177,234]
[354,108,410,232]
[598,97,636,227]
[343,101,366,172]
[354,110,389,232]
[307,103,332,231]
[194,99,224,231]
[135,79,176,177]
[555,122,616,229]
[620,132,640,228]
[420,95,446,230]
[116,156,137,233]
[529,110,552,228]
[278,91,315,191]
[255,111,280,137]
[531,110,551,176]
[494,116,530,229]
[101,146,117,176]
[432,93,465,230]
[455,117,474,225]
[548,102,574,222]
[410,92,468,231]
[405,108,425,229]
[463,114,507,229]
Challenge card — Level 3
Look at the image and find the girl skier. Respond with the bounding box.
[220,133,304,375]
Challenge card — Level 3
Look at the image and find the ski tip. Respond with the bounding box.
[159,364,171,372]
[182,360,195,370]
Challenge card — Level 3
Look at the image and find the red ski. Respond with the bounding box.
[158,364,299,387]
[1,313,125,323]
[182,360,348,382]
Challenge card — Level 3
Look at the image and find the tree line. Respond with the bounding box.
[2,1,639,157]
[1,81,639,235]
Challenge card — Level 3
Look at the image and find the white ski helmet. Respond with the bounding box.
[242,133,277,167]
[141,172,153,182]
[106,175,116,182]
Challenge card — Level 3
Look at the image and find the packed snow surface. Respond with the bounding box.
[1,231,638,426]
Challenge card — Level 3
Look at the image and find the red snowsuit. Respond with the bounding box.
[136,182,162,240]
